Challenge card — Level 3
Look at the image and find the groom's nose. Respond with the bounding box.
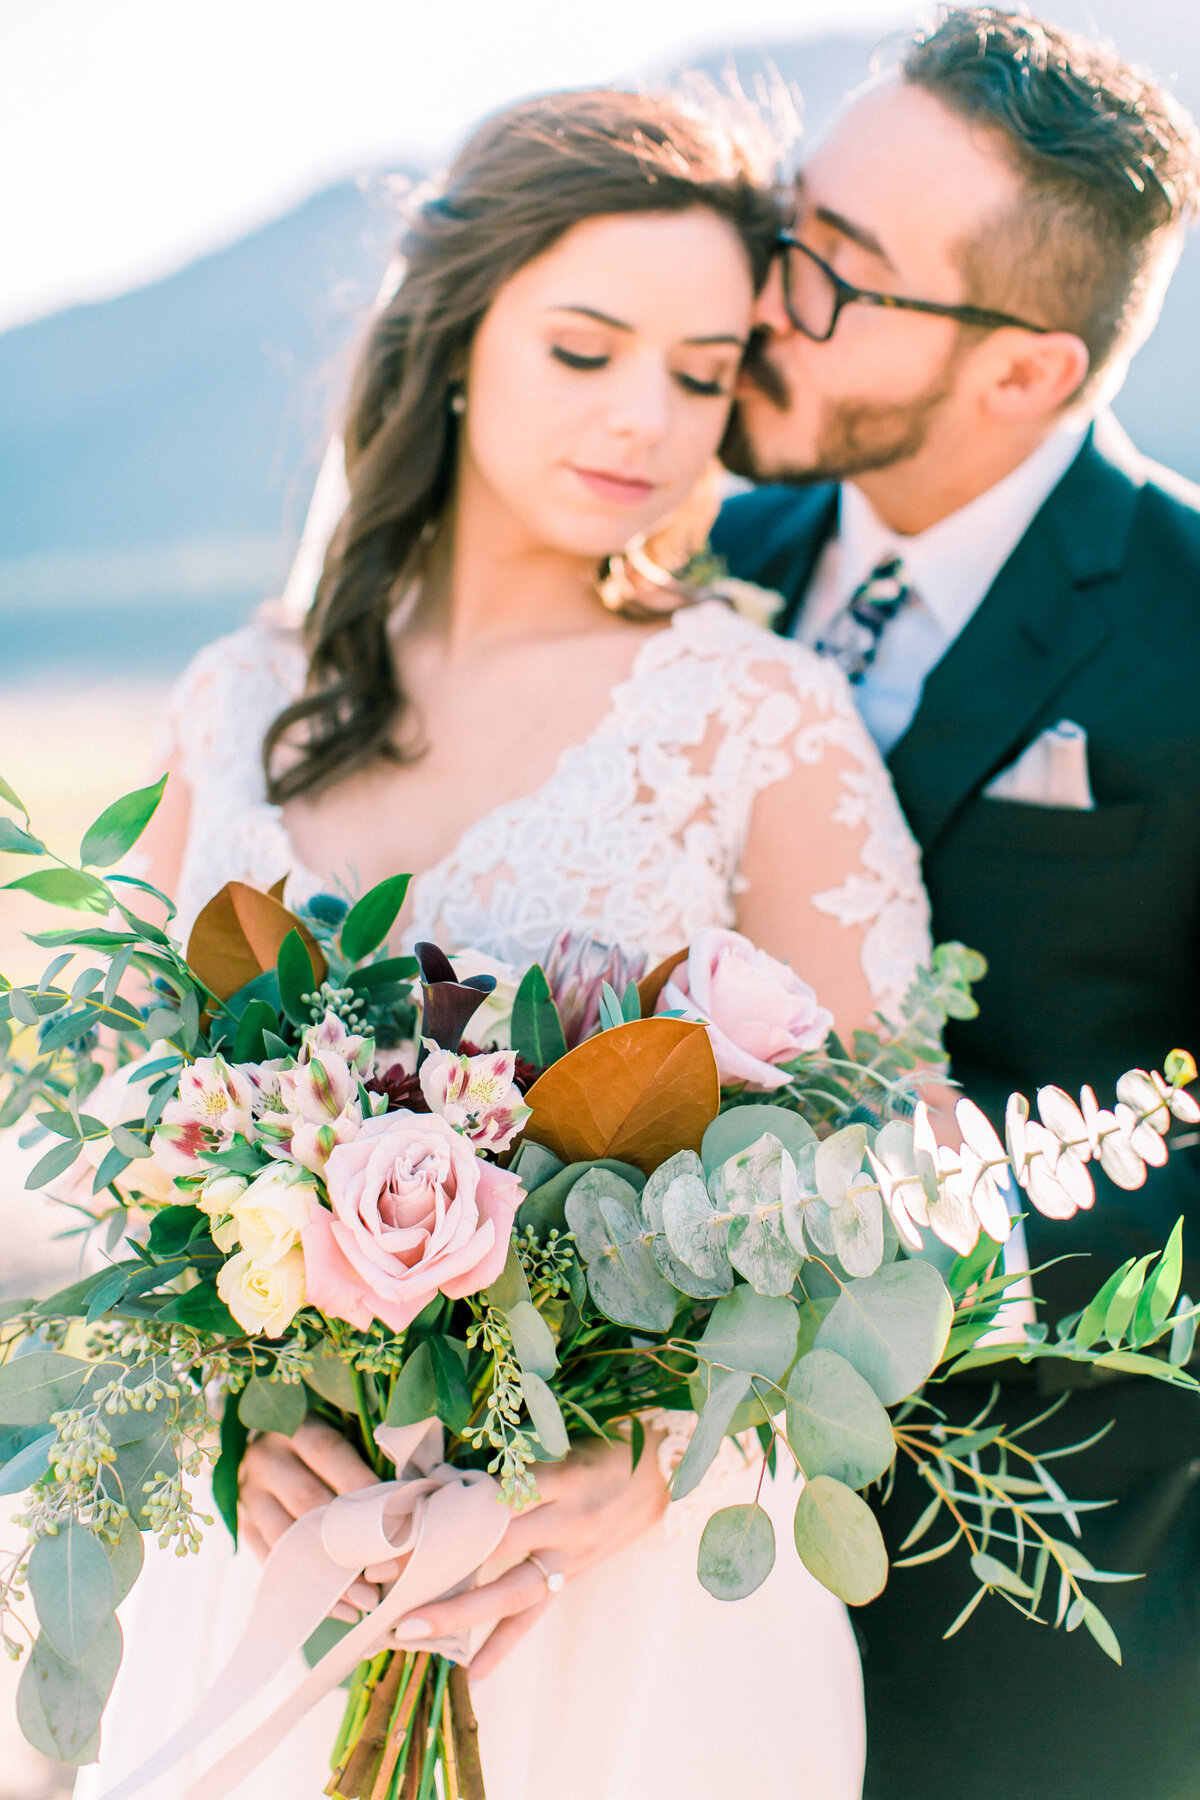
[753,261,794,339]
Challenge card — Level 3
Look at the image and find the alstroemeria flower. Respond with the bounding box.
[418,1044,532,1152]
[268,1052,376,1176]
[301,1011,374,1076]
[153,1055,258,1175]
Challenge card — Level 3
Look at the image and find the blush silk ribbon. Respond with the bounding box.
[99,1418,510,1800]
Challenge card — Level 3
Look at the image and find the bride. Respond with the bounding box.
[77,87,931,1800]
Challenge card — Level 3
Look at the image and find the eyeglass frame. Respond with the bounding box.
[776,232,1054,342]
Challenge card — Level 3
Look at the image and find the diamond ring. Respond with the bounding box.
[527,1552,565,1595]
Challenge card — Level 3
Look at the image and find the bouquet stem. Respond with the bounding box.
[328,1652,485,1800]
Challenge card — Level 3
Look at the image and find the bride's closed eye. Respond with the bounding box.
[550,345,609,372]
[550,344,733,398]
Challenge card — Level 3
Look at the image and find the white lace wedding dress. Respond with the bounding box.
[76,597,930,1800]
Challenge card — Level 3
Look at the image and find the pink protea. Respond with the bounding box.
[541,929,647,1048]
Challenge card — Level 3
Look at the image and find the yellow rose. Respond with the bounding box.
[216,1246,306,1337]
[227,1166,316,1263]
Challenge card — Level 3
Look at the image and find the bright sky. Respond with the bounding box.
[0,0,905,334]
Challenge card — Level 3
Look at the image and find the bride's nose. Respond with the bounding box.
[604,355,673,448]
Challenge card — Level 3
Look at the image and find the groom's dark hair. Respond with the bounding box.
[900,8,1200,387]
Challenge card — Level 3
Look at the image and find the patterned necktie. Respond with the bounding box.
[815,556,911,684]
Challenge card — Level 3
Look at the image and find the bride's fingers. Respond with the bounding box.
[239,1487,302,1551]
[363,1559,402,1584]
[289,1419,380,1494]
[467,1599,550,1681]
[237,1516,271,1566]
[392,1558,552,1642]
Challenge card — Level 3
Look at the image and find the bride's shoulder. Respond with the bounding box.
[168,605,307,726]
[661,595,856,709]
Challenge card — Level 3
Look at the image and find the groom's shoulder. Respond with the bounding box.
[710,482,836,589]
[1084,416,1200,571]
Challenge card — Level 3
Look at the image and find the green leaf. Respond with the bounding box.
[969,1551,1034,1599]
[238,1376,307,1436]
[0,1429,56,1495]
[231,999,279,1064]
[698,1503,776,1601]
[0,773,29,818]
[816,1260,954,1406]
[620,981,641,1023]
[106,1517,144,1606]
[346,955,420,996]
[1103,1254,1155,1348]
[154,1282,239,1333]
[712,1135,805,1298]
[784,1349,896,1489]
[566,1170,677,1332]
[1077,1597,1122,1664]
[340,874,412,964]
[212,1399,249,1543]
[5,868,112,915]
[511,964,567,1071]
[673,1367,753,1499]
[598,983,625,1034]
[18,1616,122,1763]
[277,929,319,1028]
[0,1352,89,1425]
[485,1240,531,1312]
[694,1285,800,1388]
[103,1433,176,1529]
[0,818,45,855]
[515,1157,644,1237]
[28,1522,116,1662]
[304,1350,359,1413]
[1170,1296,1196,1367]
[1142,1217,1185,1336]
[429,1336,472,1435]
[79,775,167,869]
[385,1342,439,1427]
[793,1474,888,1605]
[700,1104,816,1177]
[503,1302,558,1379]
[521,1370,569,1457]
[642,1149,731,1298]
[1071,1258,1137,1351]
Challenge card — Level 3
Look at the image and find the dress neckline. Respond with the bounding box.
[266,602,714,924]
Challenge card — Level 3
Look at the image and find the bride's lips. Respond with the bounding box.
[571,467,657,506]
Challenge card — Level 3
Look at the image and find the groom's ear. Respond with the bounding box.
[983,329,1091,422]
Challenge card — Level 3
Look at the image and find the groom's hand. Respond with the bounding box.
[238,1418,383,1621]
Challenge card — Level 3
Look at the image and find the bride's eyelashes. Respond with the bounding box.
[549,344,733,397]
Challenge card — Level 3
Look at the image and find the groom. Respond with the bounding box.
[713,10,1200,1798]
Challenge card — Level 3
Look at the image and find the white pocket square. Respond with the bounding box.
[983,720,1095,810]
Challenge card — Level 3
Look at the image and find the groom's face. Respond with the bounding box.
[728,78,1022,483]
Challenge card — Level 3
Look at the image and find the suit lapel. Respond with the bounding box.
[769,489,838,636]
[886,418,1142,852]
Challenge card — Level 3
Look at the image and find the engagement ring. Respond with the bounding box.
[527,1553,565,1595]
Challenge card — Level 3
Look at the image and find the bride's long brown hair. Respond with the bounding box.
[263,88,780,803]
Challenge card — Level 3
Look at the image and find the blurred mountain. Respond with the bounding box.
[2,10,1199,679]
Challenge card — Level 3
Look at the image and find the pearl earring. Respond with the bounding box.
[450,388,466,416]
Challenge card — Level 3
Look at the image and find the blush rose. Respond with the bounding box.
[301,1110,524,1332]
[659,927,833,1090]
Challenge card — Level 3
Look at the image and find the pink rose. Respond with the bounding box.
[300,1110,524,1332]
[659,927,833,1091]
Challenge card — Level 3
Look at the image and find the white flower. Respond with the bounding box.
[197,1172,249,1253]
[217,1246,306,1337]
[418,1045,531,1152]
[711,576,785,630]
[227,1166,317,1262]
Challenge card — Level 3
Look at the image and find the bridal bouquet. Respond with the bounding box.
[1,773,1197,1798]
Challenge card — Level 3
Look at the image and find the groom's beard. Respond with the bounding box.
[722,335,962,486]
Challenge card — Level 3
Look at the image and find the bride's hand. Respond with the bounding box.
[238,1419,384,1622]
[388,1423,670,1681]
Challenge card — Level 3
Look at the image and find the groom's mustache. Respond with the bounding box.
[738,328,791,410]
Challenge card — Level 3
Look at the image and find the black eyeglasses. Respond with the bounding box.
[776,233,1053,342]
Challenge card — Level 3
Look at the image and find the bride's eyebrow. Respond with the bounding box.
[545,305,746,348]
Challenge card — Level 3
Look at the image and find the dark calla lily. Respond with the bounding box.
[414,941,497,1061]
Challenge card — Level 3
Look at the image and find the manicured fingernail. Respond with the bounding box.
[395,1616,433,1639]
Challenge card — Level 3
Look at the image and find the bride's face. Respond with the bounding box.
[460,209,753,559]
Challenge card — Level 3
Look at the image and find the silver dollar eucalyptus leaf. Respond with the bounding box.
[829,1174,885,1278]
[565,1170,677,1332]
[642,1150,731,1298]
[711,1134,804,1297]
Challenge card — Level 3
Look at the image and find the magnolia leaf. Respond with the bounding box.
[0,1429,56,1495]
[566,1171,677,1332]
[79,776,167,869]
[522,1017,719,1174]
[816,1260,954,1406]
[385,1343,438,1427]
[698,1503,776,1600]
[785,1349,895,1489]
[521,1371,569,1458]
[700,1104,816,1179]
[339,873,412,964]
[673,1367,753,1499]
[238,1376,306,1436]
[694,1284,800,1389]
[712,1135,804,1297]
[0,1352,90,1425]
[642,1150,731,1297]
[793,1475,888,1605]
[18,1615,122,1764]
[28,1523,116,1663]
[815,1124,868,1209]
[186,881,326,1003]
[4,868,112,915]
[504,1301,559,1379]
[635,947,688,1016]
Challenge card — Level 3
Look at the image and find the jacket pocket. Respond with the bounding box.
[950,798,1148,860]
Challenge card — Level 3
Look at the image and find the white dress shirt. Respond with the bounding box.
[795,421,1090,753]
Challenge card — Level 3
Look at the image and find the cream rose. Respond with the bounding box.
[216,1245,306,1337]
[226,1165,317,1262]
